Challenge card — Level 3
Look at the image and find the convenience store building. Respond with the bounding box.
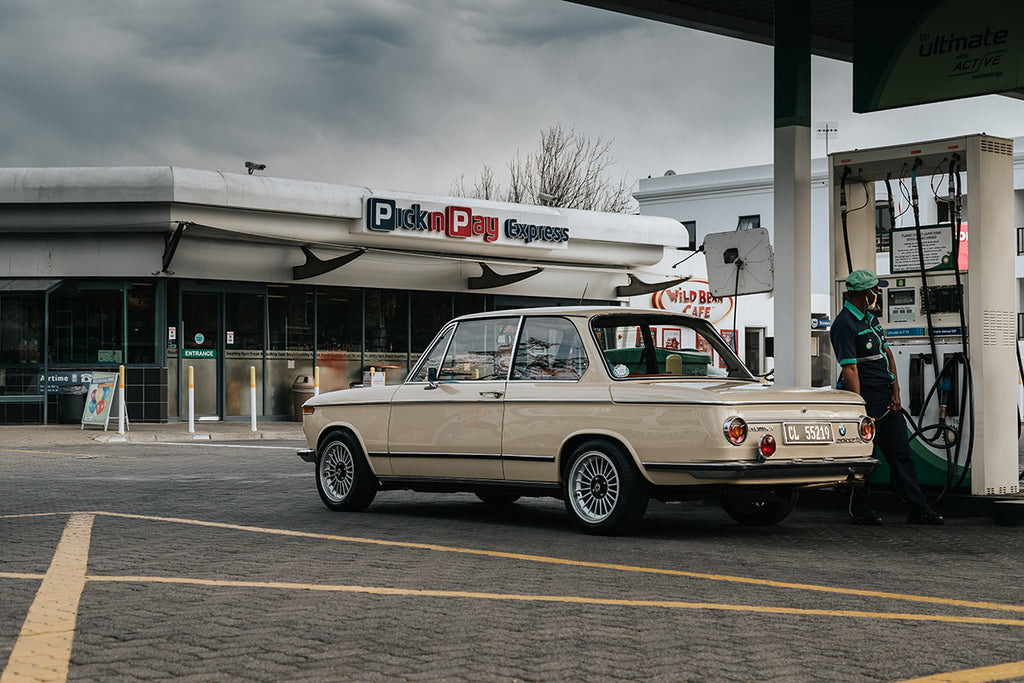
[0,167,688,424]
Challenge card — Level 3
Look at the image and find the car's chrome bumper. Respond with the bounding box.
[297,448,315,463]
[642,457,879,480]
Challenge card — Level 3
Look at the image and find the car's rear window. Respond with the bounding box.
[590,314,753,380]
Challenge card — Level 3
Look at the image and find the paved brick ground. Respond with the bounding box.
[2,428,1023,681]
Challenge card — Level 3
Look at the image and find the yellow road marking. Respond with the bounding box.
[88,511,1024,616]
[0,448,98,459]
[84,574,1024,627]
[3,511,1024,681]
[1,513,93,683]
[899,659,1024,682]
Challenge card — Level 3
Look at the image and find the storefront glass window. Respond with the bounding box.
[49,281,125,365]
[410,291,452,354]
[226,292,265,350]
[315,287,361,391]
[316,287,360,352]
[454,293,487,317]
[0,293,44,366]
[268,285,314,351]
[365,289,409,382]
[126,282,157,364]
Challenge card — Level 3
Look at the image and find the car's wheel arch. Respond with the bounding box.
[316,424,374,471]
[558,431,648,484]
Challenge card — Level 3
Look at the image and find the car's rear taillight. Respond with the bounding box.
[757,434,776,460]
[723,417,747,445]
[859,416,875,442]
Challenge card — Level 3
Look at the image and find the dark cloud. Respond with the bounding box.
[0,0,1019,195]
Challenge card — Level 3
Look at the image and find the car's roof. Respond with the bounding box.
[452,306,701,322]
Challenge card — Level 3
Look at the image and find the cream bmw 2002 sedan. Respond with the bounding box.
[298,307,877,535]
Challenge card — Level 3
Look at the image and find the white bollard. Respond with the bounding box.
[118,365,126,435]
[314,366,320,397]
[188,365,195,433]
[250,366,257,432]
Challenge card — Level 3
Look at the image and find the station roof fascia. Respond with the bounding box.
[567,0,854,61]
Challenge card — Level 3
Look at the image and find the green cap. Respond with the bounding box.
[845,269,888,292]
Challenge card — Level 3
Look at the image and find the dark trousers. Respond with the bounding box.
[850,383,929,515]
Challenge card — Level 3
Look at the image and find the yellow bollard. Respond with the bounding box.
[188,366,195,434]
[250,366,257,432]
[118,365,127,434]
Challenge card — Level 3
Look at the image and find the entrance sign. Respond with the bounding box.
[183,349,217,359]
[854,0,1023,112]
[81,372,118,429]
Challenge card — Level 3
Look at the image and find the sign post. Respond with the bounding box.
[80,372,119,430]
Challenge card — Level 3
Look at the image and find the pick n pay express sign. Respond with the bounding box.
[651,278,734,324]
[362,195,569,248]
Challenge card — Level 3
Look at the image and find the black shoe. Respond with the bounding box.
[907,508,944,525]
[851,510,884,525]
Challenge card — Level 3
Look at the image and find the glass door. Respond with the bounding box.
[181,292,221,419]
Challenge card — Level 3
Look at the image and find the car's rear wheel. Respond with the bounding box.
[475,492,520,505]
[563,440,647,535]
[721,489,798,526]
[315,431,377,511]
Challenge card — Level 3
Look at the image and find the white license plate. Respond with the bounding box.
[782,422,834,444]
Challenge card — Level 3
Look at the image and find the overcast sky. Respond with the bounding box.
[2,0,1023,197]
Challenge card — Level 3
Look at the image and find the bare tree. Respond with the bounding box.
[452,124,636,213]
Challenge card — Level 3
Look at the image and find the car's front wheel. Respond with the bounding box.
[721,489,798,526]
[315,431,377,511]
[563,440,648,535]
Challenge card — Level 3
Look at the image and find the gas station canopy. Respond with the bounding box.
[568,0,1024,109]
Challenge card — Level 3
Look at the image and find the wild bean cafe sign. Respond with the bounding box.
[651,278,734,324]
[364,196,569,248]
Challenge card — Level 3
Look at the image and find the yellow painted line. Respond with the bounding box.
[0,573,46,580]
[90,511,1024,616]
[899,659,1024,682]
[84,574,1024,627]
[1,513,93,683]
[0,448,98,459]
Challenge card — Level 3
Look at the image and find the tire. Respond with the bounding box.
[315,431,377,511]
[721,489,799,526]
[475,492,521,505]
[563,440,648,535]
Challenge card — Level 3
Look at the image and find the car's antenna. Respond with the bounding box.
[578,283,589,305]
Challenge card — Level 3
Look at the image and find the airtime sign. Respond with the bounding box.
[652,278,734,324]
[364,196,569,248]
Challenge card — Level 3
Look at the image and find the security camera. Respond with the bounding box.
[245,161,266,174]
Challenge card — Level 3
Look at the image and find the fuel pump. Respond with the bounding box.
[827,134,1019,499]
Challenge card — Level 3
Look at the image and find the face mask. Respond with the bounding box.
[868,289,879,309]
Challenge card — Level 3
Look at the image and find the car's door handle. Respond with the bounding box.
[479,391,504,398]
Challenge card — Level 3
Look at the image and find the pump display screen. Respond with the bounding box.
[887,288,916,323]
[888,289,915,306]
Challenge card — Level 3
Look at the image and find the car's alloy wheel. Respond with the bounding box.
[564,440,647,535]
[315,431,377,511]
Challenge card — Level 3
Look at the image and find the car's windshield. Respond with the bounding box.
[590,314,754,381]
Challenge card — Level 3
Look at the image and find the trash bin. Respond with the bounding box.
[291,375,315,421]
[58,384,88,424]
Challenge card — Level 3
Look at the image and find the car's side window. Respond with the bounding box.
[410,325,455,382]
[511,317,588,381]
[438,317,519,381]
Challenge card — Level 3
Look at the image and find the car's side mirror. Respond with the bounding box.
[426,366,438,389]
